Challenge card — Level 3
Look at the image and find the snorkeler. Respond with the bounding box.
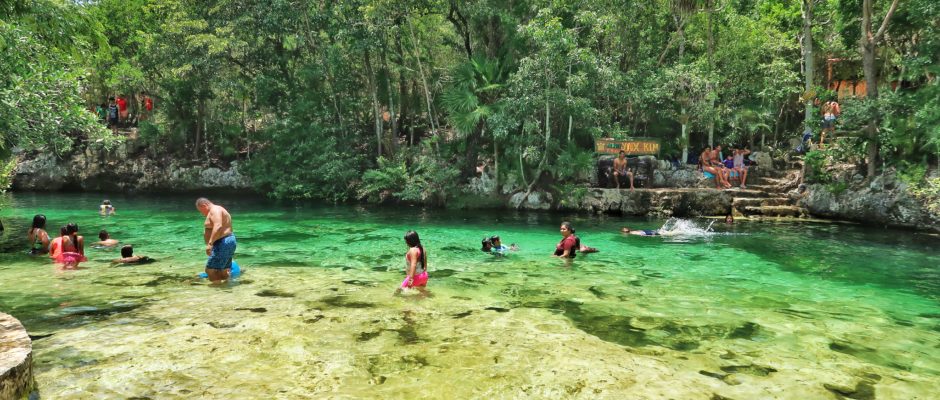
[27,214,50,255]
[99,199,116,216]
[112,245,155,265]
[621,227,661,236]
[397,230,428,293]
[553,222,579,258]
[96,230,120,247]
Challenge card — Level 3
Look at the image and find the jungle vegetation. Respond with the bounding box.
[1,0,937,202]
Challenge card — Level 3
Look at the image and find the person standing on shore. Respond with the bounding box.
[196,197,236,283]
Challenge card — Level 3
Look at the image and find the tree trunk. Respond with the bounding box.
[382,35,398,155]
[408,19,438,150]
[706,8,715,148]
[193,98,202,160]
[681,115,688,164]
[396,31,410,144]
[493,138,499,194]
[860,0,901,177]
[364,50,383,159]
[678,17,689,163]
[801,0,815,135]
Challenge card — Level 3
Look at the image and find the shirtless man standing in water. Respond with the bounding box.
[196,197,236,283]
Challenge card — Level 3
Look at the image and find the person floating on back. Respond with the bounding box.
[99,199,116,216]
[112,245,154,265]
[397,230,429,294]
[196,197,236,283]
[96,230,119,247]
[621,226,661,236]
[27,214,50,255]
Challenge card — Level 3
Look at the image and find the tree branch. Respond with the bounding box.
[873,0,900,42]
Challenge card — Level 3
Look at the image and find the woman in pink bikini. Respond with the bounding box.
[399,230,428,292]
[53,223,87,269]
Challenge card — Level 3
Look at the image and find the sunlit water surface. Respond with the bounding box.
[0,192,938,399]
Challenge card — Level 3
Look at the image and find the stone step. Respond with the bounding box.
[742,205,808,217]
[724,188,773,198]
[743,184,778,192]
[733,197,791,208]
[760,176,790,185]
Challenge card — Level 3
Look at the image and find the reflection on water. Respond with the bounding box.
[0,192,938,398]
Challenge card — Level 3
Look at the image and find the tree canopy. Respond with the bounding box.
[1,0,937,199]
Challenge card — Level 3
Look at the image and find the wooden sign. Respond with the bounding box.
[595,138,660,155]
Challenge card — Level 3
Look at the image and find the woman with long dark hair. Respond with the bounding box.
[27,214,50,255]
[553,221,579,258]
[399,230,429,291]
[54,223,87,269]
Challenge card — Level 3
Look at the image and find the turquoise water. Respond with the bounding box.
[0,192,938,399]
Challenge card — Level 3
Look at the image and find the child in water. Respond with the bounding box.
[99,199,116,216]
[53,223,87,269]
[112,245,154,265]
[96,230,120,247]
[397,230,428,293]
[482,235,513,255]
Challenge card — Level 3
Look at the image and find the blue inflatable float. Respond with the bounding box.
[198,260,241,279]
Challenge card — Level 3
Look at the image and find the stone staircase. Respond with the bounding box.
[730,158,809,219]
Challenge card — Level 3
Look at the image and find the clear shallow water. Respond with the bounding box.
[0,192,938,399]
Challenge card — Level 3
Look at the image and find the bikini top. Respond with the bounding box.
[29,229,49,250]
[406,248,426,274]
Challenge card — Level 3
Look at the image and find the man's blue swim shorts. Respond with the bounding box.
[206,234,237,270]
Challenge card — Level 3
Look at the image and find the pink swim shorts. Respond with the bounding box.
[401,271,429,288]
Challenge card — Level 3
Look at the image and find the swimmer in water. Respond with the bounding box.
[95,230,120,247]
[621,227,661,236]
[481,237,493,252]
[112,245,154,265]
[553,222,579,258]
[725,214,734,224]
[54,223,87,269]
[99,199,116,216]
[27,214,50,255]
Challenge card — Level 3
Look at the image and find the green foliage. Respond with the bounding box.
[909,177,940,215]
[1,0,934,205]
[360,151,460,205]
[826,181,849,196]
[554,182,588,208]
[897,161,927,187]
[248,122,363,202]
[548,145,595,183]
[0,4,114,155]
[803,150,832,184]
[0,156,17,192]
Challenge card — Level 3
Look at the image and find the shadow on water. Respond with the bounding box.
[725,222,940,299]
[517,299,771,351]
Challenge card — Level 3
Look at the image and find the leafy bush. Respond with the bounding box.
[548,145,595,183]
[0,157,17,192]
[826,181,848,196]
[910,177,940,215]
[897,161,927,187]
[360,151,461,205]
[803,150,832,184]
[248,122,363,202]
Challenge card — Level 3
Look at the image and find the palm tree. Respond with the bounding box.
[441,56,507,191]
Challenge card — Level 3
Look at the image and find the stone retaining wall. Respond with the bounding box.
[0,312,34,400]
